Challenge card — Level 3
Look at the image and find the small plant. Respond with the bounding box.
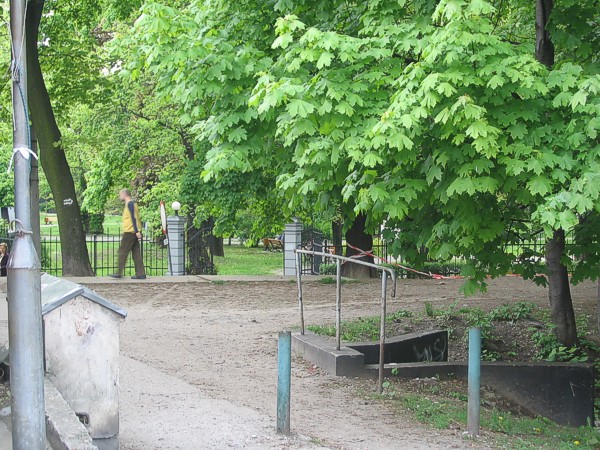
[424,301,458,320]
[319,263,336,275]
[461,306,494,339]
[546,346,588,363]
[482,349,500,362]
[211,280,227,285]
[381,380,397,398]
[317,276,353,285]
[424,301,435,317]
[387,309,414,322]
[488,301,536,323]
[318,276,336,285]
[531,324,589,362]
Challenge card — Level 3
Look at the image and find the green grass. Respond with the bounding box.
[40,213,122,236]
[213,245,283,275]
[308,309,414,342]
[397,392,599,449]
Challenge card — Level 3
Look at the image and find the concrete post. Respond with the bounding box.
[167,215,186,276]
[283,220,302,276]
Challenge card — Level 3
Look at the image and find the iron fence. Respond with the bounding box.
[0,224,169,277]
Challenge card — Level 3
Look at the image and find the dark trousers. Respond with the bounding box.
[118,233,145,276]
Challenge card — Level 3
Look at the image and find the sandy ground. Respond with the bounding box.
[0,276,597,449]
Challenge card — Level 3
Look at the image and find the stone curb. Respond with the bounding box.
[45,379,97,450]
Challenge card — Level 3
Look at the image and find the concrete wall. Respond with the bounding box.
[44,296,120,440]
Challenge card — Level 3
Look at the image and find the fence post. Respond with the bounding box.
[335,258,342,351]
[277,331,291,435]
[468,327,481,436]
[92,234,97,274]
[296,251,305,335]
[378,272,388,393]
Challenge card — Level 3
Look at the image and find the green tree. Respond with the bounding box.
[113,0,599,343]
[361,0,599,345]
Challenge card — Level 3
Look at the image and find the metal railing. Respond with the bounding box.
[0,225,169,276]
[295,249,397,393]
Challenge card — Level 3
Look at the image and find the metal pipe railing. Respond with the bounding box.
[294,248,397,392]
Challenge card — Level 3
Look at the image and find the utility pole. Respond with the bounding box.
[9,0,46,449]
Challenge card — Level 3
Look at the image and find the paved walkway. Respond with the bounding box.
[63,275,329,284]
[120,356,322,449]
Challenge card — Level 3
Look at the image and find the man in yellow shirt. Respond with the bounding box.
[109,189,146,279]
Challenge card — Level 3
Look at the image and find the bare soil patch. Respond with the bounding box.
[84,276,597,449]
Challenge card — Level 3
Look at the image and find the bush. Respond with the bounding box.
[319,263,336,275]
[81,211,105,234]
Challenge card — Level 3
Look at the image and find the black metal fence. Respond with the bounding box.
[299,231,389,275]
[300,233,560,278]
[0,221,221,277]
[186,224,216,275]
[0,224,169,276]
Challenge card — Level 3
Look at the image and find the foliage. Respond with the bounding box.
[531,315,600,362]
[363,1,600,293]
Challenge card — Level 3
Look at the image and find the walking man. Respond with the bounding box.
[110,189,146,279]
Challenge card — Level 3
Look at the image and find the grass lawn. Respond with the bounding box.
[214,245,283,275]
[40,213,122,236]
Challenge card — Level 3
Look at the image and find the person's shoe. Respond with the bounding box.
[108,274,122,279]
[131,275,147,280]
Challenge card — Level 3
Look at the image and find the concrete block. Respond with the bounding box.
[367,361,594,427]
[349,330,448,365]
[295,328,594,427]
[292,332,364,377]
[45,379,97,450]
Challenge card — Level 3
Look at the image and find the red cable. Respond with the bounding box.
[344,243,463,280]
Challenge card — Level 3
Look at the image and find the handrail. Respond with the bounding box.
[294,248,397,393]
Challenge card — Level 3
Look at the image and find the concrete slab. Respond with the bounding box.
[292,332,365,377]
[45,379,97,450]
[349,330,448,365]
[296,330,594,427]
[0,419,10,448]
[119,355,325,449]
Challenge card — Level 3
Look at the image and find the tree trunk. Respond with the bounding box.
[26,0,94,276]
[342,214,375,278]
[545,230,578,346]
[332,220,343,257]
[535,0,577,345]
[30,127,41,259]
[597,279,600,335]
[535,0,554,68]
[211,237,225,257]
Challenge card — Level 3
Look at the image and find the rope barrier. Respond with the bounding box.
[345,242,463,280]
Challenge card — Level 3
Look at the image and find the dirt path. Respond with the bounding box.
[85,276,596,450]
